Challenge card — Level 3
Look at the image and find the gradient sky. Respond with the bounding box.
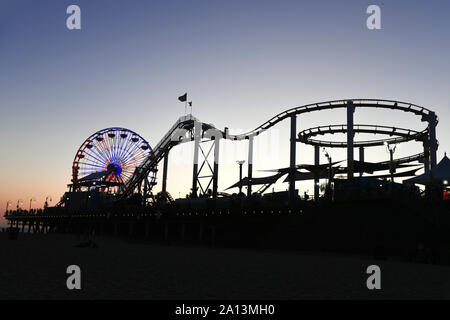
[1,0,449,226]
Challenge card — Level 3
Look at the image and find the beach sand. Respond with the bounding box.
[2,233,450,299]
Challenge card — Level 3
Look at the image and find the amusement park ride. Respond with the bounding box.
[59,98,441,210]
[5,99,449,239]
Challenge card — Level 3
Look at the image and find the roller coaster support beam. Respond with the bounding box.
[314,145,320,201]
[423,140,430,175]
[359,147,364,177]
[347,100,355,179]
[389,148,395,183]
[247,136,254,197]
[162,152,169,193]
[429,111,437,169]
[192,128,200,198]
[289,114,297,206]
[141,177,152,206]
[212,138,220,199]
[142,180,147,206]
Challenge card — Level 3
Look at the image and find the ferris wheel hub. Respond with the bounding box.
[107,163,121,176]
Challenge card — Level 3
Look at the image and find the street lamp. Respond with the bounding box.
[236,160,246,194]
[29,197,36,211]
[385,142,397,183]
[322,148,333,197]
[16,199,23,210]
[45,195,52,209]
[6,200,12,212]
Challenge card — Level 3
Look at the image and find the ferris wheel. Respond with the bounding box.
[72,127,155,193]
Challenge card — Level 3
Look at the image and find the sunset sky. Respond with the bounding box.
[1,0,449,226]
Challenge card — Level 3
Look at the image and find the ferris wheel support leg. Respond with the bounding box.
[289,115,297,206]
[314,145,320,201]
[347,100,355,179]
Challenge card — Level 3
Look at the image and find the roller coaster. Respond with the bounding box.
[51,98,440,207]
[78,98,438,206]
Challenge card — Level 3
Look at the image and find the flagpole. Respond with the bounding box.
[179,93,188,117]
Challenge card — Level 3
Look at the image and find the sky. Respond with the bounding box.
[1,0,449,226]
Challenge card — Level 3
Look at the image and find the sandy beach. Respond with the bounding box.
[2,232,450,299]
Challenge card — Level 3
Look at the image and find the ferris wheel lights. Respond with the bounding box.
[72,127,156,194]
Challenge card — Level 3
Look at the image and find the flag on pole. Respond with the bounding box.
[178,93,187,102]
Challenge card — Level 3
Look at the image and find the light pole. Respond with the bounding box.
[16,199,23,210]
[322,148,333,198]
[45,195,52,209]
[385,142,397,183]
[236,160,245,195]
[6,200,12,213]
[29,197,36,211]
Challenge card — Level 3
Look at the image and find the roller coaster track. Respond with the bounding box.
[119,115,198,199]
[297,124,428,148]
[379,152,426,166]
[226,99,436,140]
[120,115,218,200]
